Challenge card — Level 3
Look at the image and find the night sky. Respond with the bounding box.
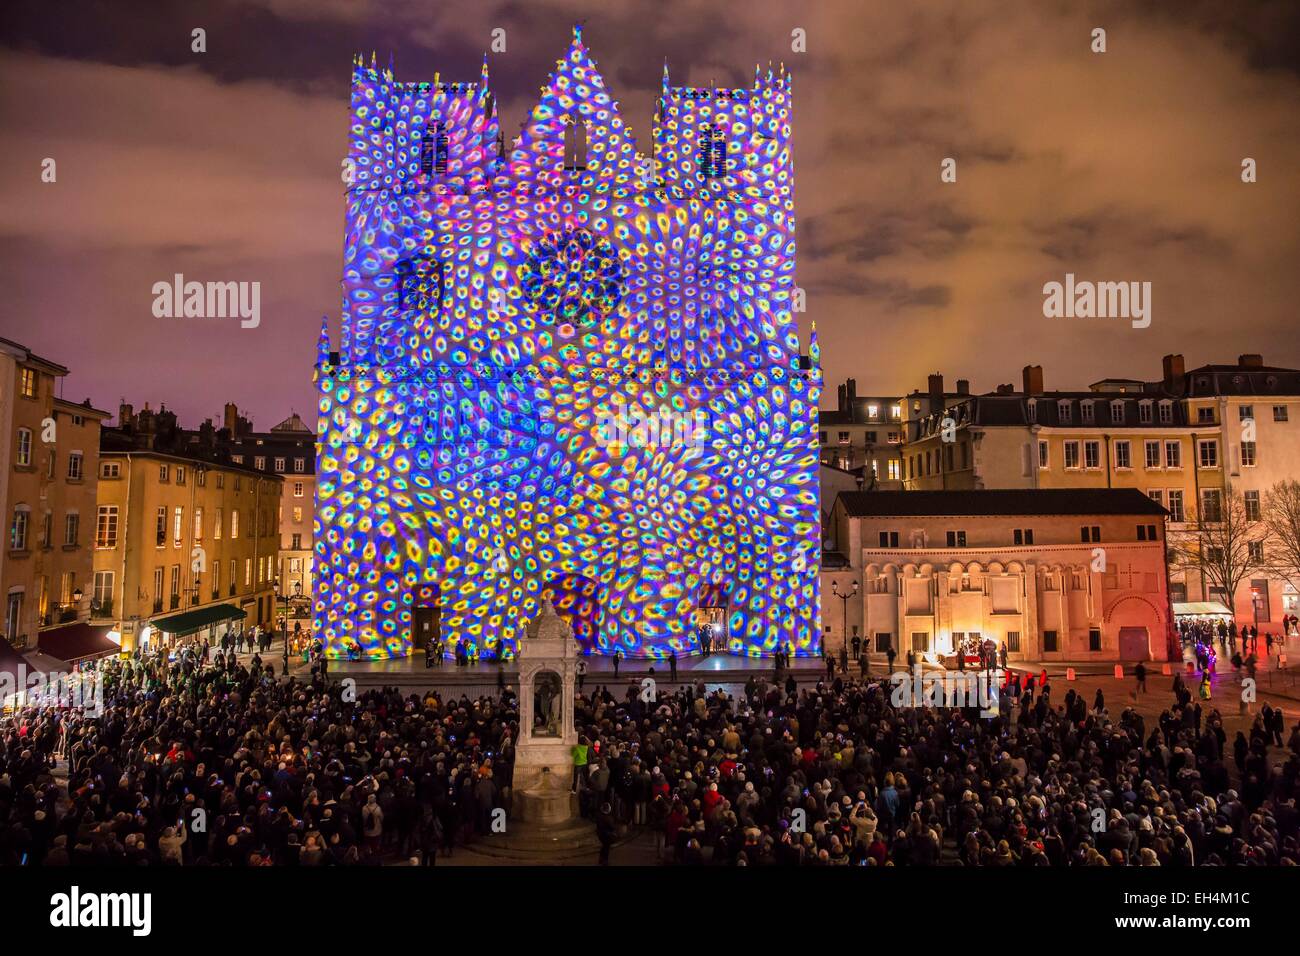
[1,0,1297,427]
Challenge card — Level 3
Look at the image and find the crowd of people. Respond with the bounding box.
[3,638,1299,867]
[571,665,1300,866]
[0,644,515,866]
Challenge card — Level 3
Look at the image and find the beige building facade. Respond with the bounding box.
[0,337,109,651]
[823,489,1174,664]
[92,448,283,651]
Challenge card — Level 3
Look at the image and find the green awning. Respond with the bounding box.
[154,603,247,636]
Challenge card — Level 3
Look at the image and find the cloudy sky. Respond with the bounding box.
[1,0,1297,426]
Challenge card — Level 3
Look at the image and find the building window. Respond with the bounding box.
[1114,440,1131,469]
[1013,528,1034,545]
[216,473,225,489]
[292,533,303,550]
[946,530,967,548]
[1196,407,1216,425]
[92,570,113,611]
[231,510,240,539]
[294,458,305,473]
[1241,441,1256,467]
[1198,439,1218,469]
[176,465,185,485]
[1164,441,1181,469]
[254,456,266,471]
[1110,401,1125,424]
[1081,525,1101,543]
[212,561,221,598]
[1274,405,1289,422]
[173,507,183,547]
[294,482,305,498]
[1043,630,1058,652]
[10,508,30,551]
[1138,402,1153,424]
[879,531,899,548]
[1057,401,1072,424]
[95,506,118,549]
[1148,489,1163,507]
[1200,489,1223,523]
[274,457,286,472]
[1239,404,1253,422]
[193,507,204,542]
[887,459,901,481]
[698,123,726,178]
[1006,631,1021,653]
[155,507,166,547]
[15,428,32,467]
[1084,440,1100,469]
[1244,490,1261,521]
[1081,402,1095,424]
[1144,440,1161,470]
[244,559,252,588]
[1167,490,1184,523]
[214,508,223,539]
[1158,402,1173,424]
[19,367,37,398]
[66,452,83,480]
[910,632,930,652]
[100,461,120,479]
[1089,628,1102,652]
[1038,441,1049,469]
[1249,541,1265,562]
[63,513,79,546]
[1063,441,1080,469]
[159,464,169,482]
[170,565,181,609]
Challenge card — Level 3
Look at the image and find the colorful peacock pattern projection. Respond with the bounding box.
[314,26,821,660]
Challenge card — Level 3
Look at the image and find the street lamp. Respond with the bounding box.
[831,580,859,660]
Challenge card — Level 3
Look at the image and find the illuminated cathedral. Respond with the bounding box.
[314,26,821,660]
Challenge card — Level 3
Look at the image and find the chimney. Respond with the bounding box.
[927,373,944,409]
[1238,353,1263,368]
[996,383,1014,395]
[956,379,970,396]
[224,402,239,434]
[118,402,134,428]
[1162,354,1185,386]
[1022,364,1044,395]
[846,378,857,404]
[837,384,847,412]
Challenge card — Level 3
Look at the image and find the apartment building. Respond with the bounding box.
[0,337,110,655]
[818,379,905,485]
[92,438,282,652]
[894,354,1299,625]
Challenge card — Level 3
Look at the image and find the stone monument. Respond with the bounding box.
[513,600,578,824]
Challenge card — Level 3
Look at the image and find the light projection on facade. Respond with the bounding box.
[314,27,821,660]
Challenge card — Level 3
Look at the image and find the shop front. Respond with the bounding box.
[152,603,248,649]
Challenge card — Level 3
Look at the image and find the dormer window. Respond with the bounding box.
[1057,400,1072,424]
[1110,400,1125,424]
[1080,401,1095,424]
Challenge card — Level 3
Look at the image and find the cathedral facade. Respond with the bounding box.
[314,27,821,660]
